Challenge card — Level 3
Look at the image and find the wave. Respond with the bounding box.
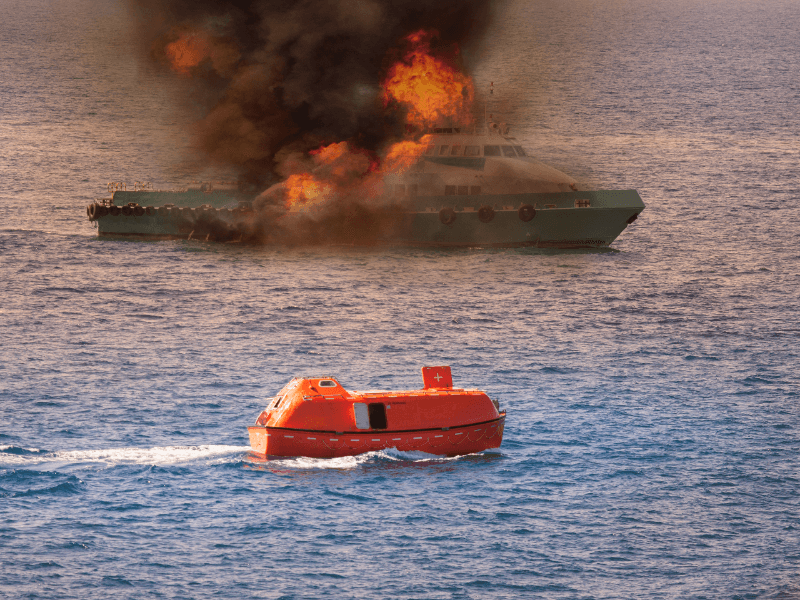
[0,470,83,498]
[0,444,251,467]
[244,446,490,471]
[0,445,45,455]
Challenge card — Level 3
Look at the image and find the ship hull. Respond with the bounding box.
[247,415,505,459]
[91,189,643,248]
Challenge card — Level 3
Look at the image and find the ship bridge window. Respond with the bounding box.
[318,380,337,388]
[425,145,435,155]
[450,144,462,156]
[464,145,480,156]
[484,145,501,156]
[514,146,527,157]
[439,145,449,156]
[501,145,516,157]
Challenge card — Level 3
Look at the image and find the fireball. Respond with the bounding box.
[382,30,474,129]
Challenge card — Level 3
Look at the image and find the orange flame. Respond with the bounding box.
[283,173,335,209]
[163,30,240,77]
[281,142,375,210]
[382,30,474,129]
[165,32,211,75]
[383,136,432,173]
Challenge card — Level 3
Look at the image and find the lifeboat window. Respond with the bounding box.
[394,184,406,197]
[450,144,462,156]
[484,145,501,156]
[318,380,337,388]
[439,145,449,156]
[514,146,527,157]
[272,395,284,409]
[457,185,469,195]
[501,145,516,157]
[464,145,480,156]
[470,186,481,195]
[445,185,457,195]
[368,403,388,429]
[575,199,591,208]
[425,145,435,155]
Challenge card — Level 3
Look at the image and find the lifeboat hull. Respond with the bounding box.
[248,415,505,459]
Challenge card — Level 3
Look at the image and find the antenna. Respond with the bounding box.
[484,81,494,131]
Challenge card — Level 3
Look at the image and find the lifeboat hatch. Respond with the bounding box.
[354,403,370,429]
[368,403,388,429]
[353,402,388,429]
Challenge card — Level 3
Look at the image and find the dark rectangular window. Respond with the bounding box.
[470,186,481,195]
[450,144,461,156]
[457,185,469,195]
[445,185,456,195]
[514,146,527,157]
[484,145,501,156]
[464,145,480,156]
[501,145,516,157]
[368,403,387,429]
[439,145,449,156]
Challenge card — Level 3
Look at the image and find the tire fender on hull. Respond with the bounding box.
[439,207,457,225]
[518,204,536,222]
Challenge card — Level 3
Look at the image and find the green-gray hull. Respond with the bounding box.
[88,189,644,248]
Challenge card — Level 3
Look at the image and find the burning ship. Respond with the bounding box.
[86,118,643,247]
[86,27,643,247]
[247,366,505,459]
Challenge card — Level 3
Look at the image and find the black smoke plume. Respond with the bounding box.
[127,0,492,187]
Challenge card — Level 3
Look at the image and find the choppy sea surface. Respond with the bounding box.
[2,0,799,598]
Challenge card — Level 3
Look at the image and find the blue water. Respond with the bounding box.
[2,0,800,598]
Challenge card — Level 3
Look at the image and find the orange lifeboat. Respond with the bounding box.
[247,366,505,458]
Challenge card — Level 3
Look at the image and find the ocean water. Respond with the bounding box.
[2,0,800,598]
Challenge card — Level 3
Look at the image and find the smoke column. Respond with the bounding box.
[126,0,492,187]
